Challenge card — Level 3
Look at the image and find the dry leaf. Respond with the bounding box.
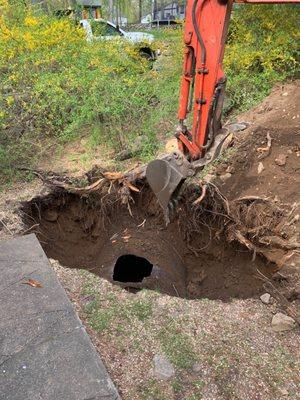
[22,278,43,288]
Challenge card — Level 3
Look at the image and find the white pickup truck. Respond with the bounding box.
[80,19,156,59]
[80,19,154,42]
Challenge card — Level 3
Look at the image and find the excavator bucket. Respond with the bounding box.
[146,151,193,220]
[145,126,240,220]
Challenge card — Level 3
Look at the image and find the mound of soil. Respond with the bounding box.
[10,80,300,304]
[215,80,300,295]
[4,80,299,400]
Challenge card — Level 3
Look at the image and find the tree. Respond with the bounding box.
[138,0,142,22]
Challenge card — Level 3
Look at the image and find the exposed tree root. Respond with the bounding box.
[20,165,299,273]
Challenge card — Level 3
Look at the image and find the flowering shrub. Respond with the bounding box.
[0,2,159,182]
[0,2,299,184]
[224,5,299,113]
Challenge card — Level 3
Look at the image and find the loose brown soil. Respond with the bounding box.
[22,186,273,300]
[19,80,300,300]
[20,81,300,303]
[1,81,300,400]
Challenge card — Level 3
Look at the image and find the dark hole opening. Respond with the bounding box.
[113,254,153,283]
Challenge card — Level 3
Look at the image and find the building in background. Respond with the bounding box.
[143,1,186,25]
[77,0,102,19]
[30,0,102,19]
[141,13,152,24]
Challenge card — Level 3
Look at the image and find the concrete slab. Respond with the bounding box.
[0,234,120,400]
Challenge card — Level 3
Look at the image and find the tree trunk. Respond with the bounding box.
[153,0,157,21]
[160,0,164,20]
[139,0,142,22]
[108,0,114,22]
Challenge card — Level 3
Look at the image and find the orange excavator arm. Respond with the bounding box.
[177,0,298,159]
[146,0,299,219]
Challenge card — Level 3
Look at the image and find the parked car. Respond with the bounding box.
[80,19,156,60]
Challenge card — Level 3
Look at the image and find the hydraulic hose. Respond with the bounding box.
[192,0,207,64]
[192,0,218,152]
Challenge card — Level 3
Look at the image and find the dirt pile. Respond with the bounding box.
[9,80,300,303]
[214,80,300,295]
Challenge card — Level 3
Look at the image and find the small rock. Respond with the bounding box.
[260,293,271,304]
[220,172,232,182]
[287,149,293,154]
[227,121,249,132]
[43,209,58,222]
[271,312,296,332]
[282,92,288,97]
[153,355,175,381]
[192,363,202,373]
[279,388,289,396]
[257,162,264,174]
[275,154,287,166]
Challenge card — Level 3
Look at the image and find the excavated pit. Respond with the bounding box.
[21,187,276,300]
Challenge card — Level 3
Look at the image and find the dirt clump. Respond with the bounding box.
[213,80,300,303]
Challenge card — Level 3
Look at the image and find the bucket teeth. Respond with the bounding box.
[146,152,193,222]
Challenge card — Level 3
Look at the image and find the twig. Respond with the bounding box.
[207,181,230,215]
[172,284,180,297]
[127,201,133,217]
[21,223,39,235]
[137,219,146,228]
[0,219,13,236]
[234,195,269,203]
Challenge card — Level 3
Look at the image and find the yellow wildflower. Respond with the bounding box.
[6,96,14,106]
[24,16,38,27]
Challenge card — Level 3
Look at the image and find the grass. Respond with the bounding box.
[81,272,153,333]
[50,261,300,400]
[139,378,168,400]
[158,321,197,370]
[0,4,299,187]
[130,298,153,321]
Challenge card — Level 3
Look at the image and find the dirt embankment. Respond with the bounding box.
[4,81,294,305]
[215,80,300,294]
[0,81,299,400]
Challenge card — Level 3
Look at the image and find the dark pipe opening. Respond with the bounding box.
[113,254,153,283]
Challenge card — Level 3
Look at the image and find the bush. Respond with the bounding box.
[0,1,165,183]
[0,2,299,185]
[224,4,300,113]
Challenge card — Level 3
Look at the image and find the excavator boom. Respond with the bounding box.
[146,0,299,220]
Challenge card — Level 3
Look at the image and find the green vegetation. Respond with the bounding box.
[81,273,153,333]
[158,321,197,369]
[0,3,299,186]
[224,5,300,114]
[139,378,168,400]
